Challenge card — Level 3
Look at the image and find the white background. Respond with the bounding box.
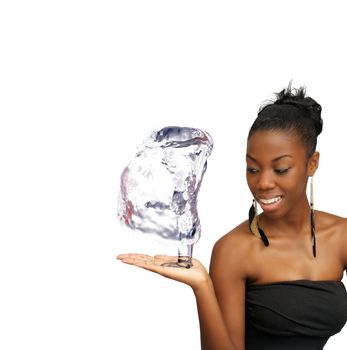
[1,1,347,349]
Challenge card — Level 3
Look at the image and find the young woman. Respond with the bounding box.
[118,86,347,349]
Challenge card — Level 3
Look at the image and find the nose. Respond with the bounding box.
[256,170,276,191]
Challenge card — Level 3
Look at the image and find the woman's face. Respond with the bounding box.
[246,130,319,219]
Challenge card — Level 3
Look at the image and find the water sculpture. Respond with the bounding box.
[118,126,213,268]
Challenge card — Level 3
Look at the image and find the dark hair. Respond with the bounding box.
[248,84,323,157]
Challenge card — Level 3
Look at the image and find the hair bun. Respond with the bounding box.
[274,86,323,136]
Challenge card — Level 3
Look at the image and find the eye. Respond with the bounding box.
[247,167,259,174]
[274,168,290,175]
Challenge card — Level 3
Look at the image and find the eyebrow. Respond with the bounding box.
[246,154,293,163]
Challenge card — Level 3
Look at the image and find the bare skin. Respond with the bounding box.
[118,130,347,350]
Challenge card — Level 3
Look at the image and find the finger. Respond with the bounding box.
[119,255,177,274]
[118,255,155,266]
[117,254,178,268]
[117,253,154,260]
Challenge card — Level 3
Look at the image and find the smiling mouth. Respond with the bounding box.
[257,196,283,205]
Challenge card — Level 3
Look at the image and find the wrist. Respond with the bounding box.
[192,274,214,295]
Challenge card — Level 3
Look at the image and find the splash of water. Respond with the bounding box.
[118,126,213,249]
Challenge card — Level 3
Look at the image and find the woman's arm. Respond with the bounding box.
[117,253,240,350]
[193,277,239,350]
[209,235,247,350]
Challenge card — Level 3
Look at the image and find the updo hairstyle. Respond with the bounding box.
[248,85,323,157]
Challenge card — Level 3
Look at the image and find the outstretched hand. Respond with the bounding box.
[117,253,210,290]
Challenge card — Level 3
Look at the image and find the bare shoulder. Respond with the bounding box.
[316,210,347,233]
[213,221,251,256]
[317,211,347,265]
[210,220,259,279]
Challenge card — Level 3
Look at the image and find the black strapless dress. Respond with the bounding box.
[245,280,347,349]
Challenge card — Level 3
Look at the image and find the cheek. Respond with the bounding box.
[246,175,257,195]
[246,174,254,188]
[283,172,307,193]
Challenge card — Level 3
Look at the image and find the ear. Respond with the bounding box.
[307,151,320,177]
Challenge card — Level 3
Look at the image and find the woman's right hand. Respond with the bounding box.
[117,253,210,291]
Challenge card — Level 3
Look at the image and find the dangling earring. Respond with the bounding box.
[248,199,269,247]
[310,176,317,258]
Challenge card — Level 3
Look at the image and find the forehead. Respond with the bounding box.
[247,130,306,160]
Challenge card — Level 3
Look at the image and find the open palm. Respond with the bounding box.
[117,253,209,290]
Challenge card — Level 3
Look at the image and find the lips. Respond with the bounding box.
[257,196,282,205]
[256,195,283,212]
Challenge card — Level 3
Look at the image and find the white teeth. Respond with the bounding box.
[259,196,282,205]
